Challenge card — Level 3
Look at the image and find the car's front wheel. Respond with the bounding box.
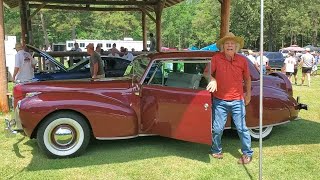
[248,126,273,141]
[37,112,90,158]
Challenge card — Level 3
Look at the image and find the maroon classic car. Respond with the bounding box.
[5,51,307,158]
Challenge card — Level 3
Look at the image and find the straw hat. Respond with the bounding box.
[216,32,244,50]
[14,43,23,50]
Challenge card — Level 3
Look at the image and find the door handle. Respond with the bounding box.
[204,103,209,111]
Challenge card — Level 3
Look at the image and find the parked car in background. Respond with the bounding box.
[5,51,307,158]
[26,45,131,81]
[264,52,285,70]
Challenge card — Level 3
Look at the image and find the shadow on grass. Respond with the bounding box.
[20,118,320,171]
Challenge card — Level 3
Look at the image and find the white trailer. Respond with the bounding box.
[66,38,150,52]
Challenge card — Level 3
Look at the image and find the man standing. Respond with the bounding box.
[206,32,253,164]
[282,52,297,82]
[122,48,134,61]
[149,33,156,51]
[13,43,37,83]
[86,43,105,79]
[300,48,314,87]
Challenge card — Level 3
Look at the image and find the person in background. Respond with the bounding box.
[292,51,300,85]
[95,44,102,55]
[13,43,37,83]
[206,32,253,164]
[86,43,105,79]
[69,42,83,66]
[300,48,314,87]
[120,46,125,57]
[108,43,120,57]
[122,48,134,61]
[247,50,259,69]
[256,53,269,74]
[149,33,156,51]
[282,51,297,82]
[110,43,120,53]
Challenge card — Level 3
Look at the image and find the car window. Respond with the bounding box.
[145,59,210,90]
[113,59,130,69]
[273,53,283,59]
[124,56,150,81]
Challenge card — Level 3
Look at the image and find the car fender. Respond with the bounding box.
[269,72,293,96]
[18,92,138,138]
[246,85,297,127]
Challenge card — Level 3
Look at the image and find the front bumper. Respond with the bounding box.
[4,106,24,137]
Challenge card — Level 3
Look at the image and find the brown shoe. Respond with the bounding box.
[211,153,223,159]
[238,155,252,164]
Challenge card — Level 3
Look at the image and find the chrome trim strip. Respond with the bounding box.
[96,134,157,140]
[248,120,290,129]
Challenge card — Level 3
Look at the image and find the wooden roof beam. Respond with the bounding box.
[26,0,157,6]
[139,7,156,22]
[29,4,141,11]
[28,3,47,20]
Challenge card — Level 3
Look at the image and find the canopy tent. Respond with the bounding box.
[188,46,199,51]
[282,45,305,52]
[200,43,219,51]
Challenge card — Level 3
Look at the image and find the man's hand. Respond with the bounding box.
[92,75,97,79]
[206,79,217,93]
[244,93,251,106]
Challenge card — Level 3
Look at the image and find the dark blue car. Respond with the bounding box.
[27,45,132,81]
[264,52,285,70]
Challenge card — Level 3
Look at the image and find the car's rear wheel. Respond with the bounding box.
[248,126,273,140]
[37,112,90,158]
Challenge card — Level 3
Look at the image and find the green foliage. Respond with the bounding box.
[3,0,320,50]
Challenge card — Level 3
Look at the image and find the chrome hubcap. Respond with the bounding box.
[50,125,78,150]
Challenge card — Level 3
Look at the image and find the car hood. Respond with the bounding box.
[16,77,133,96]
[27,44,88,72]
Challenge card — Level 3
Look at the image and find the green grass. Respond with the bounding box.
[1,75,320,180]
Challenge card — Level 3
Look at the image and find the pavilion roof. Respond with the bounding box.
[3,0,184,11]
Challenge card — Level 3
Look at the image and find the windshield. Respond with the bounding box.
[68,58,89,71]
[26,44,68,72]
[124,56,150,82]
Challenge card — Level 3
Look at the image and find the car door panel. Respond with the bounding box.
[141,85,212,145]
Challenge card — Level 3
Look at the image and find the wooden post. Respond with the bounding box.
[0,0,9,113]
[19,0,28,45]
[142,10,147,51]
[220,0,231,38]
[26,2,33,44]
[155,2,163,52]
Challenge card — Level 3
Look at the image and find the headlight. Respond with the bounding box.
[25,92,41,98]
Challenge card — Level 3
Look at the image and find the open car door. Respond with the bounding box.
[140,59,212,145]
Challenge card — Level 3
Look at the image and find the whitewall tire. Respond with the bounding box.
[248,126,273,141]
[37,112,90,158]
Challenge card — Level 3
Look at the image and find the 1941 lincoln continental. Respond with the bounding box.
[5,51,307,158]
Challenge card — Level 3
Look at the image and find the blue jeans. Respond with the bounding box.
[262,65,266,75]
[211,98,253,157]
